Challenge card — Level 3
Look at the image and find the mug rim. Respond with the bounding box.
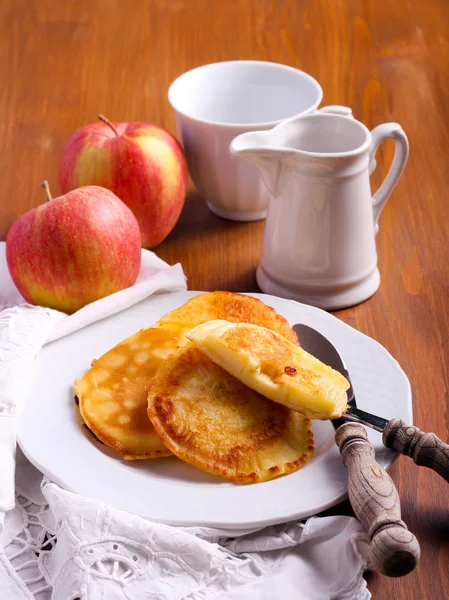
[242,113,373,158]
[168,60,323,128]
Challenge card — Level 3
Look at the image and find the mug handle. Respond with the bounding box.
[369,123,409,229]
[317,105,353,117]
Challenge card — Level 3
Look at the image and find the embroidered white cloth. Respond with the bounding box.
[0,241,371,599]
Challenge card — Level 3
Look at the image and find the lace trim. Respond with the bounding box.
[2,486,264,600]
[1,486,370,600]
[3,489,52,599]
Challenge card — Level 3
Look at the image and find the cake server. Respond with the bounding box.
[293,323,421,577]
[293,324,449,480]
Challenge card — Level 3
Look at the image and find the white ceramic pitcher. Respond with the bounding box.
[230,112,409,310]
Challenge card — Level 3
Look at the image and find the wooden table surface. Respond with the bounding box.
[1,0,448,597]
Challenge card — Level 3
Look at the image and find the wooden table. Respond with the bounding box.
[1,0,448,596]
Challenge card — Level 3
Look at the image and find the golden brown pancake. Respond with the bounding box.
[159,291,299,345]
[148,343,314,483]
[75,323,191,459]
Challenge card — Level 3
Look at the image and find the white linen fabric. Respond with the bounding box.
[0,241,371,599]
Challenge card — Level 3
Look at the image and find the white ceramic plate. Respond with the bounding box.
[17,291,412,529]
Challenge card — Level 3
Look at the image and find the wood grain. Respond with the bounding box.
[1,0,449,596]
[336,423,420,577]
[384,419,449,483]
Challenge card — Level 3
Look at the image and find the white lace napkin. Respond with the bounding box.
[0,241,371,599]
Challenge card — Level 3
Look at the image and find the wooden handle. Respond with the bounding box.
[335,423,420,577]
[383,418,449,482]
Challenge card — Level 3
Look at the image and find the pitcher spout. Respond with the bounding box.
[230,131,270,162]
[230,131,284,196]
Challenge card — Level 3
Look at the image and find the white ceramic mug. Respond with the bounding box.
[168,60,350,221]
[231,113,409,309]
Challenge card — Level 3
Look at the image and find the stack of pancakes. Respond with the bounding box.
[74,291,315,483]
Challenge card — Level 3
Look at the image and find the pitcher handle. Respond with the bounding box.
[317,105,353,118]
[369,123,409,229]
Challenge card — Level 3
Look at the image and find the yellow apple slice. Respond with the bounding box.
[187,320,349,420]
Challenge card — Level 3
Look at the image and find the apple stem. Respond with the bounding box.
[97,114,119,136]
[41,180,52,202]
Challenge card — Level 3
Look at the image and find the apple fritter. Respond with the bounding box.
[159,291,299,345]
[187,320,349,420]
[75,322,191,459]
[147,343,314,483]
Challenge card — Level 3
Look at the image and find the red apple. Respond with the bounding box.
[6,182,142,313]
[59,115,188,248]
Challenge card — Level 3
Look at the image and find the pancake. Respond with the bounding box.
[75,291,298,460]
[147,343,314,483]
[74,322,191,459]
[187,320,349,420]
[159,291,299,345]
